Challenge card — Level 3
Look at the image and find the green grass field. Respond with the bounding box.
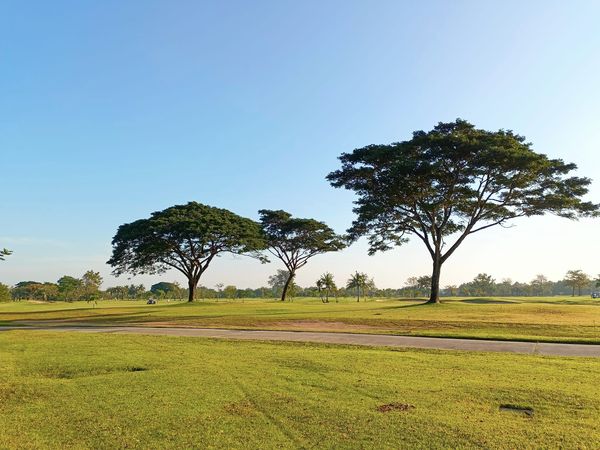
[2,296,600,343]
[1,330,599,449]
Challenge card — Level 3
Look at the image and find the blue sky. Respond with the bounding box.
[1,1,599,288]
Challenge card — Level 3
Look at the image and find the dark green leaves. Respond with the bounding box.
[0,248,11,261]
[259,209,346,270]
[327,119,599,260]
[108,202,266,279]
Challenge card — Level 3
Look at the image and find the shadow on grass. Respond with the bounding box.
[460,298,516,304]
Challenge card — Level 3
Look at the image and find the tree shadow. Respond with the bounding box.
[460,298,516,304]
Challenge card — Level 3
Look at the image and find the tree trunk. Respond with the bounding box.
[281,271,295,301]
[188,279,196,302]
[427,257,442,304]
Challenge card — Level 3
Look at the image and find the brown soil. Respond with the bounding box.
[137,320,384,332]
[377,403,414,413]
[269,320,382,332]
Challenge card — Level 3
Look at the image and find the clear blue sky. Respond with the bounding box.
[1,1,599,288]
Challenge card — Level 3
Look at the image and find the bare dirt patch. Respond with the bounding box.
[223,400,256,416]
[269,320,383,332]
[137,320,385,332]
[377,402,414,413]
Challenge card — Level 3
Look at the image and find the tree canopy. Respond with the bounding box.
[346,272,373,302]
[57,276,83,301]
[564,269,590,296]
[259,209,346,301]
[316,272,337,303]
[0,248,11,261]
[328,119,599,303]
[150,282,183,299]
[108,202,266,302]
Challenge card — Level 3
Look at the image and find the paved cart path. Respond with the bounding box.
[3,324,600,357]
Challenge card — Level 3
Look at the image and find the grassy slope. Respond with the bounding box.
[0,331,599,449]
[1,296,600,343]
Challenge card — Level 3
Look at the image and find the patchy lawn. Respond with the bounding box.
[2,296,600,343]
[0,331,599,449]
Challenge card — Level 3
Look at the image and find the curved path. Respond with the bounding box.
[3,325,600,357]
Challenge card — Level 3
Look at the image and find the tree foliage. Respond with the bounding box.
[328,119,599,303]
[81,270,103,301]
[223,285,238,299]
[12,281,58,301]
[316,272,337,303]
[268,269,299,299]
[108,202,266,302]
[564,269,590,296]
[57,276,83,301]
[150,282,183,299]
[0,248,11,261]
[346,272,374,302]
[0,283,11,301]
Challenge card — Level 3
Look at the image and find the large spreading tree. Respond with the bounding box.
[108,202,266,302]
[259,210,346,301]
[328,119,598,303]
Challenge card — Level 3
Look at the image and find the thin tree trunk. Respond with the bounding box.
[281,271,294,301]
[188,279,196,302]
[427,257,442,304]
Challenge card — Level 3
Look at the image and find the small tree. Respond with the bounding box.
[346,272,369,302]
[497,278,514,296]
[223,285,238,299]
[531,274,551,296]
[82,270,103,302]
[128,284,146,299]
[416,276,432,297]
[564,270,590,296]
[328,119,599,303]
[316,272,337,303]
[106,286,129,300]
[213,283,223,299]
[268,269,298,300]
[444,285,458,296]
[150,282,182,299]
[57,276,83,301]
[259,210,346,301]
[0,283,11,301]
[364,276,376,298]
[471,273,496,296]
[108,202,266,302]
[404,276,418,298]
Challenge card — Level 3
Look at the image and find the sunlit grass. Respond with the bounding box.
[2,296,600,343]
[1,331,598,449]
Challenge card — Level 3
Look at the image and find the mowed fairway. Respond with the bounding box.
[1,331,599,449]
[2,296,600,343]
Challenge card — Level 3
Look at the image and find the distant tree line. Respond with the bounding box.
[6,271,103,302]
[415,271,599,298]
[1,269,598,302]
